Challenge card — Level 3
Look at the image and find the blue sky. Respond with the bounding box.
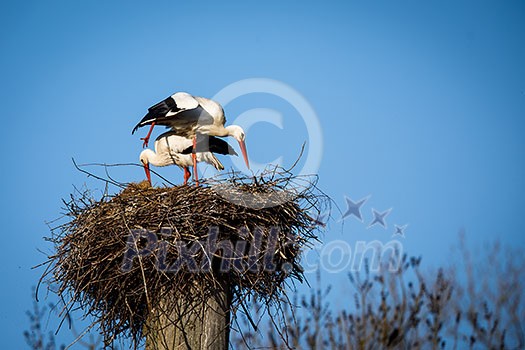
[1,0,524,347]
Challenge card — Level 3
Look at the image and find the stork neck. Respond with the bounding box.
[223,125,236,137]
[198,125,229,137]
[143,149,174,167]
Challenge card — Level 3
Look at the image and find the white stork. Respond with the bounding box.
[139,131,238,186]
[132,92,250,185]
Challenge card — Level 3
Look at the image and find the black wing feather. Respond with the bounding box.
[181,135,238,156]
[131,96,182,134]
[148,96,177,113]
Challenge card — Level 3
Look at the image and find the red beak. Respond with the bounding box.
[239,140,250,169]
[143,162,151,185]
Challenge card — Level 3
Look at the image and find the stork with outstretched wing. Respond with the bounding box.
[133,92,249,185]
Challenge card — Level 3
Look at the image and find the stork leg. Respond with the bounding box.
[192,135,199,186]
[140,122,156,148]
[183,167,191,185]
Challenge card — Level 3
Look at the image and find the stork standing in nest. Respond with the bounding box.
[132,92,250,185]
[139,131,238,186]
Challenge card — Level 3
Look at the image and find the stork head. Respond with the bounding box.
[139,150,152,185]
[226,125,250,169]
[226,125,245,142]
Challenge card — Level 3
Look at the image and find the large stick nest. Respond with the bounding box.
[40,169,328,347]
